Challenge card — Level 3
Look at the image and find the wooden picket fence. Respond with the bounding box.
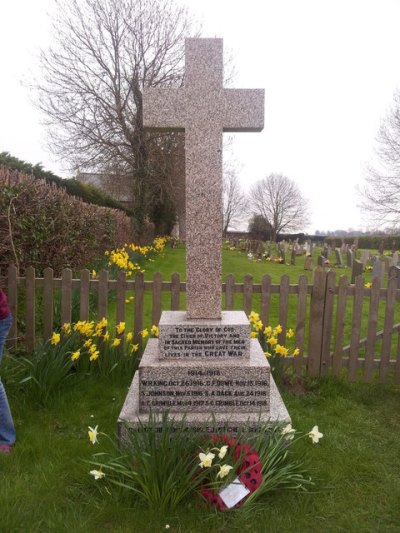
[2,265,400,383]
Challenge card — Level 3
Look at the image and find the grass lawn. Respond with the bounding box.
[1,244,399,531]
[0,370,399,532]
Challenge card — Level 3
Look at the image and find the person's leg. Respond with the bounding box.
[0,315,16,448]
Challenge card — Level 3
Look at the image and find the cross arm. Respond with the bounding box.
[142,88,186,131]
[223,89,265,132]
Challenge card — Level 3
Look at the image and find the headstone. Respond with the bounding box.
[322,244,329,258]
[290,247,296,265]
[392,251,399,266]
[266,241,271,258]
[379,240,385,255]
[360,251,370,266]
[384,255,394,274]
[118,38,290,439]
[346,249,354,268]
[304,256,313,270]
[309,240,314,257]
[351,260,364,284]
[335,248,343,266]
[372,259,384,281]
[389,265,400,289]
[317,255,325,267]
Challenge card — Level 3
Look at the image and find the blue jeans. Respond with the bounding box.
[0,314,16,445]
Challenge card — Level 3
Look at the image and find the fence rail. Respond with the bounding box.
[2,264,400,384]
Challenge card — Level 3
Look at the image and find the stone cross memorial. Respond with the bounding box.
[118,38,290,437]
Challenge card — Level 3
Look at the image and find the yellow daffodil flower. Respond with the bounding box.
[199,451,215,468]
[141,329,149,338]
[131,344,139,353]
[103,331,110,341]
[365,282,372,288]
[217,464,233,479]
[293,348,300,357]
[286,328,294,339]
[151,325,159,337]
[51,332,61,345]
[90,351,100,361]
[267,336,277,346]
[112,338,121,348]
[255,320,263,331]
[308,425,323,444]
[116,322,125,335]
[250,331,257,338]
[126,332,133,342]
[89,343,97,354]
[91,270,97,278]
[88,425,99,444]
[84,339,93,348]
[71,350,80,361]
[264,351,271,358]
[274,324,283,335]
[264,326,272,337]
[62,323,71,335]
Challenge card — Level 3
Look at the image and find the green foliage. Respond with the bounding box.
[248,214,273,241]
[0,152,131,213]
[0,169,134,274]
[324,234,400,251]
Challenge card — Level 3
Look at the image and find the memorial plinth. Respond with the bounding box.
[117,37,290,439]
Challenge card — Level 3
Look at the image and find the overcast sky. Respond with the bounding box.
[1,0,400,233]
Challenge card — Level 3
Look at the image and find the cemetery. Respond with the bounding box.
[0,16,399,533]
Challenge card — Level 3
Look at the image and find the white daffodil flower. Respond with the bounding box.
[308,425,323,444]
[218,445,228,459]
[282,423,296,440]
[217,464,233,479]
[199,451,215,468]
[89,469,105,480]
[88,425,99,444]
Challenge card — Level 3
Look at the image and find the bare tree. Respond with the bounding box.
[249,173,309,241]
[223,168,248,236]
[36,0,196,233]
[360,90,400,228]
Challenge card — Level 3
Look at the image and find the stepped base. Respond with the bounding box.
[118,371,290,438]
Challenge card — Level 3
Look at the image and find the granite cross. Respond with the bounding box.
[143,38,264,319]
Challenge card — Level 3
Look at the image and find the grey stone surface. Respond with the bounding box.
[143,38,264,319]
[335,248,343,266]
[158,310,250,359]
[118,367,290,439]
[139,339,269,413]
[372,259,384,280]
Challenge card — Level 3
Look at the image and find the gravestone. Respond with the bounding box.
[372,259,384,281]
[389,265,400,289]
[351,260,364,284]
[304,256,313,270]
[322,244,329,259]
[317,255,325,267]
[290,246,296,265]
[118,38,290,438]
[392,251,399,266]
[266,241,271,258]
[346,249,354,268]
[335,248,343,266]
[360,251,370,266]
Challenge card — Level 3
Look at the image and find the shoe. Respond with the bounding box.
[0,444,13,454]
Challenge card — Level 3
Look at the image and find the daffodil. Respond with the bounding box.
[255,320,263,331]
[88,425,99,444]
[151,325,159,337]
[126,332,133,342]
[84,339,93,348]
[365,282,372,288]
[250,331,257,338]
[292,348,300,357]
[62,323,71,335]
[308,425,323,444]
[90,351,100,361]
[141,328,149,338]
[91,270,97,278]
[199,451,215,468]
[71,350,80,361]
[282,423,296,440]
[274,324,283,335]
[264,351,271,358]
[51,332,61,345]
[267,336,277,345]
[89,469,105,480]
[116,322,126,335]
[218,445,228,459]
[112,338,121,348]
[103,331,110,341]
[131,344,139,353]
[217,464,233,479]
[286,328,294,339]
[264,325,272,337]
[89,343,97,354]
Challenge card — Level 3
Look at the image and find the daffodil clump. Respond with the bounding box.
[103,236,169,278]
[248,311,300,381]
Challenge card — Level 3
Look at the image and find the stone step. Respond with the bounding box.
[139,339,270,413]
[158,310,250,360]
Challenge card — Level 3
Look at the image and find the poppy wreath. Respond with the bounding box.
[200,435,262,511]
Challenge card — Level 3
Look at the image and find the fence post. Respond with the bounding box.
[320,270,336,376]
[97,269,109,321]
[80,269,90,321]
[25,266,36,351]
[171,272,180,311]
[152,272,162,325]
[307,268,327,377]
[243,274,253,316]
[43,267,54,341]
[7,264,18,349]
[61,268,73,326]
[225,274,235,311]
[260,274,271,327]
[278,275,289,343]
[134,271,144,346]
